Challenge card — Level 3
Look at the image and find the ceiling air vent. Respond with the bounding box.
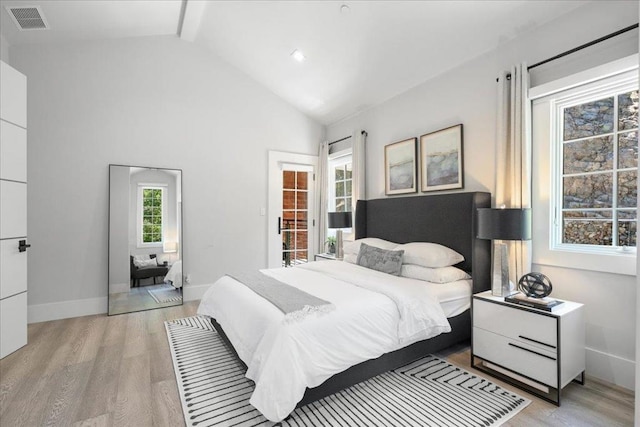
[6,6,49,30]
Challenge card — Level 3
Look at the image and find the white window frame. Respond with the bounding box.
[328,149,353,236]
[136,184,167,248]
[550,76,637,254]
[531,55,638,276]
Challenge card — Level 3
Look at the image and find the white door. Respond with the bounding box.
[0,60,28,359]
[268,151,317,268]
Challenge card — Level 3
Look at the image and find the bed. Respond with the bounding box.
[197,191,491,422]
[164,260,182,289]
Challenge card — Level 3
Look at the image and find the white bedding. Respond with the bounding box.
[431,279,472,317]
[197,261,468,422]
[164,260,182,289]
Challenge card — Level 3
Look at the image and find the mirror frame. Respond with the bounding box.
[108,164,183,315]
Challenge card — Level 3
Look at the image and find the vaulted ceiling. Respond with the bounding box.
[1,0,590,125]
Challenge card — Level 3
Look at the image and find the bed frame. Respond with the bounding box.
[211,191,491,408]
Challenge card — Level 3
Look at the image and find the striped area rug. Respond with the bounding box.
[148,284,182,303]
[166,316,530,427]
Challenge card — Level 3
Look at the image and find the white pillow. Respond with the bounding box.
[400,264,470,284]
[343,254,357,264]
[395,242,464,268]
[343,238,397,255]
[134,256,157,268]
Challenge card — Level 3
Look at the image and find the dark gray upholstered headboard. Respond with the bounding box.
[355,192,491,294]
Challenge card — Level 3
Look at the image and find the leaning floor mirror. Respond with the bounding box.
[108,164,183,315]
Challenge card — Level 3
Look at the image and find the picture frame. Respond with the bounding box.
[420,124,464,192]
[385,137,417,195]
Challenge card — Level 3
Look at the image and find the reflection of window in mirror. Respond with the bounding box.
[137,184,167,248]
[142,187,163,244]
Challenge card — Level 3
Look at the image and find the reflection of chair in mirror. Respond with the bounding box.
[130,254,169,287]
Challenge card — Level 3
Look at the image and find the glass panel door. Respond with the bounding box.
[282,170,309,266]
[267,151,317,268]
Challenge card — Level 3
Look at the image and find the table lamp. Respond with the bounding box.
[328,212,352,259]
[477,208,531,296]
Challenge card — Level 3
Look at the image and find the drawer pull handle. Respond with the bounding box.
[519,335,556,349]
[509,343,557,361]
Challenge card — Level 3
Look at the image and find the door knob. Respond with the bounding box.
[18,240,31,252]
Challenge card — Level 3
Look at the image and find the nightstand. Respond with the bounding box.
[314,253,337,261]
[471,290,585,405]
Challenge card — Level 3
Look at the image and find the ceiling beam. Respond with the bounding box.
[178,0,206,42]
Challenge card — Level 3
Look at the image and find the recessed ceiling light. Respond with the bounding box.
[291,49,306,62]
[340,4,350,14]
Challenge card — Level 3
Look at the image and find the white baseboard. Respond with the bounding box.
[28,297,107,324]
[27,284,211,324]
[586,347,635,391]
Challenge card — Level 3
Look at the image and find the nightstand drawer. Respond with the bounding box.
[474,298,557,350]
[473,327,557,387]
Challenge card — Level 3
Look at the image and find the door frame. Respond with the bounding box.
[267,151,318,268]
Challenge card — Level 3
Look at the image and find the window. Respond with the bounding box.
[333,160,352,213]
[531,56,638,275]
[329,150,353,213]
[141,187,163,245]
[552,81,638,251]
[327,150,353,237]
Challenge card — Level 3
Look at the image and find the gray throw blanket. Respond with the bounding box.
[228,271,334,322]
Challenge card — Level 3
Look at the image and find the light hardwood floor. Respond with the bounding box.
[0,301,633,426]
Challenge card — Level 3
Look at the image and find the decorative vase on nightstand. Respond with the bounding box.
[326,236,336,254]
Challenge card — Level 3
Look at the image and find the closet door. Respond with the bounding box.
[0,60,28,359]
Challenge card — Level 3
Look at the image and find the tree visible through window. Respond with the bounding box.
[142,188,163,244]
[560,89,638,247]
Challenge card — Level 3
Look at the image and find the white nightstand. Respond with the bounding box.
[471,290,585,405]
[314,253,337,261]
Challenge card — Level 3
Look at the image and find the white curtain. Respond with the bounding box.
[351,131,366,228]
[317,141,329,253]
[496,63,532,283]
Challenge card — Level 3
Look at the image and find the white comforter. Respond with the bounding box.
[164,260,182,289]
[197,261,451,422]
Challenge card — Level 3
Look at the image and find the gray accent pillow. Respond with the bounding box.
[356,242,405,276]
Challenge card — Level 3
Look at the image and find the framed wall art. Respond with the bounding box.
[420,124,463,192]
[384,137,417,195]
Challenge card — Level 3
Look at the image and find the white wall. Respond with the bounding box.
[10,35,324,320]
[0,34,9,64]
[327,1,638,389]
[108,165,129,293]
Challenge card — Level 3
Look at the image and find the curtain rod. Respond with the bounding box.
[329,135,351,146]
[498,23,639,81]
[328,130,368,146]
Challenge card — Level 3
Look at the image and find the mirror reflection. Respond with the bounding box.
[108,165,183,315]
